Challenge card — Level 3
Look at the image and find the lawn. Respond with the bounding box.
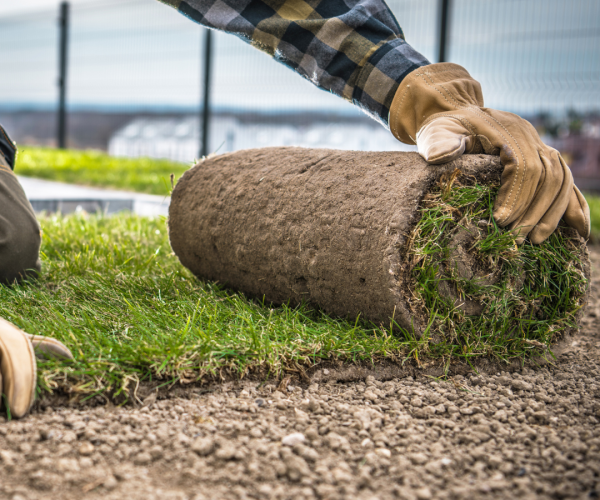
[1,213,407,400]
[15,146,189,195]
[3,147,598,401]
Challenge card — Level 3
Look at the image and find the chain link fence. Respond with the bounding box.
[0,0,598,178]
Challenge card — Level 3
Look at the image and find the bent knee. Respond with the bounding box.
[0,169,41,284]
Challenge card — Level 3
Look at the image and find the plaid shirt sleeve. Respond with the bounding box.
[158,0,430,127]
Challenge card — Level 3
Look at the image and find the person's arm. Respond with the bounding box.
[158,0,429,126]
[159,0,589,243]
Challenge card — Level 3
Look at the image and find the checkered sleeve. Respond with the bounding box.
[158,0,430,127]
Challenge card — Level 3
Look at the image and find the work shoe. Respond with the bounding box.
[389,63,590,244]
[0,317,73,419]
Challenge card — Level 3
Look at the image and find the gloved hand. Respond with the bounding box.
[0,318,72,418]
[389,63,590,244]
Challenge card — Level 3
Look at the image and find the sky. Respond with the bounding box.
[0,0,93,16]
[1,0,598,117]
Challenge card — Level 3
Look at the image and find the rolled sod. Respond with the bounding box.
[169,148,590,344]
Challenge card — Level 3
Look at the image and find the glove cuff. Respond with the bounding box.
[389,62,483,144]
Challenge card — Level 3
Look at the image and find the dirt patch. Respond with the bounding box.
[2,248,600,500]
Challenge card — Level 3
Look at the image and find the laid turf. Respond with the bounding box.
[4,148,597,401]
[1,213,409,401]
[15,146,189,195]
[0,210,586,401]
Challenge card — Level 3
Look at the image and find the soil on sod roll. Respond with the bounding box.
[169,147,590,351]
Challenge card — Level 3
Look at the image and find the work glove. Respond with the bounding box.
[0,317,72,419]
[389,63,590,244]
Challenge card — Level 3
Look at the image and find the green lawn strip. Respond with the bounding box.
[0,181,591,402]
[15,146,189,195]
[0,214,406,400]
[0,204,584,397]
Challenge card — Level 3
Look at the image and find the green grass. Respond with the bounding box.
[0,213,408,400]
[407,171,588,362]
[15,146,189,195]
[2,148,594,400]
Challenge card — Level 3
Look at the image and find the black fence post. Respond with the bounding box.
[437,0,450,63]
[57,1,69,149]
[200,28,213,158]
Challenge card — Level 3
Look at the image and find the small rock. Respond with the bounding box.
[40,429,56,441]
[284,454,311,482]
[364,391,378,402]
[434,404,446,414]
[255,398,266,407]
[215,444,237,460]
[134,452,152,465]
[294,444,319,462]
[250,427,263,438]
[361,438,374,448]
[191,437,215,456]
[103,475,118,490]
[0,450,16,465]
[375,448,391,458]
[305,428,319,441]
[282,432,306,447]
[511,379,533,392]
[149,445,164,460]
[416,487,433,500]
[493,410,508,422]
[78,442,95,456]
[294,408,310,423]
[409,452,429,465]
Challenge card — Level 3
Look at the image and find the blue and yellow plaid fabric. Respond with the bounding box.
[158,0,430,127]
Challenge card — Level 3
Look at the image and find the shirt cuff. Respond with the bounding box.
[352,38,430,127]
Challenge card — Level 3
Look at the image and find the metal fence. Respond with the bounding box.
[0,0,599,165]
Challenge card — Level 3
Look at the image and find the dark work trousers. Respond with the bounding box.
[0,124,41,284]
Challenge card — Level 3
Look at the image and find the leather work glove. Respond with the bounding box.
[0,317,73,419]
[389,63,590,244]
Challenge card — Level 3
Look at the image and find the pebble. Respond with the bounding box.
[191,437,215,456]
[78,442,95,456]
[282,432,305,447]
[215,444,237,460]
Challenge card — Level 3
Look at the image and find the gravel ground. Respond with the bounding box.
[2,250,600,500]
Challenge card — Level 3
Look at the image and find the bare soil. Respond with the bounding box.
[2,249,600,500]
